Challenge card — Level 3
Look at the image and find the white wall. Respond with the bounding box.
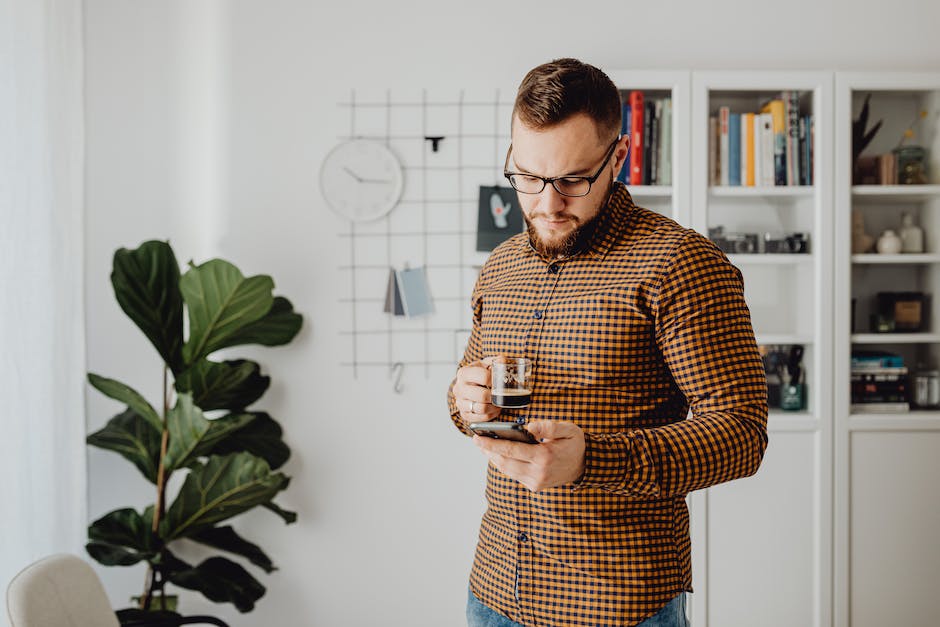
[83,1,940,625]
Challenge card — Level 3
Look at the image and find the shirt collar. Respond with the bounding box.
[516,182,636,262]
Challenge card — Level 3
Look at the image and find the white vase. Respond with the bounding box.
[877,229,903,254]
[899,212,925,253]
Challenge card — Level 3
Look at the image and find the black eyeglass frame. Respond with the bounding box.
[502,138,620,197]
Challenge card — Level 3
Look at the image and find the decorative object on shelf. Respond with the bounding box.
[899,212,925,253]
[781,344,806,411]
[852,93,883,184]
[851,210,875,254]
[913,369,940,408]
[86,240,303,618]
[760,344,806,410]
[876,229,903,254]
[850,350,910,412]
[763,232,809,254]
[875,291,926,332]
[892,144,929,185]
[708,226,758,254]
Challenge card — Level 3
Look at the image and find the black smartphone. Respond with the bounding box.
[468,421,538,444]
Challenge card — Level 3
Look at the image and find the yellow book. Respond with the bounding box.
[743,112,755,186]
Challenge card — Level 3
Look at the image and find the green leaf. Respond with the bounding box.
[168,556,265,613]
[262,501,298,525]
[162,452,288,540]
[189,525,276,573]
[87,409,162,484]
[210,412,291,469]
[179,259,275,365]
[175,359,270,411]
[111,241,184,374]
[87,373,162,432]
[86,508,155,566]
[163,393,210,473]
[223,296,303,348]
[190,412,256,459]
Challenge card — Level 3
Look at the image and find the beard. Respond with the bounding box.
[523,178,613,258]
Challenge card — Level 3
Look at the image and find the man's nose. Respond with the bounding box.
[538,182,567,212]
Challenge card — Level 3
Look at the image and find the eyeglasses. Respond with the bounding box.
[503,138,619,197]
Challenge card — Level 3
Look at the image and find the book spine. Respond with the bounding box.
[659,98,672,186]
[744,112,755,187]
[761,99,787,185]
[719,106,730,186]
[708,116,719,186]
[759,113,775,187]
[752,112,762,187]
[785,90,801,185]
[643,100,654,184]
[728,112,741,186]
[649,99,661,185]
[629,91,644,185]
[798,116,808,185]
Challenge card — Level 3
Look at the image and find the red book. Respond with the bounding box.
[628,90,645,185]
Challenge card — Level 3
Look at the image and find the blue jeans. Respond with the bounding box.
[466,588,689,627]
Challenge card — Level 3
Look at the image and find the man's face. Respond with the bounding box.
[508,113,629,258]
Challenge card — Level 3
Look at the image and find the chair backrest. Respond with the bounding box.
[6,553,120,627]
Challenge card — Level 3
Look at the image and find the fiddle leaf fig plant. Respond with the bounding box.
[86,240,303,618]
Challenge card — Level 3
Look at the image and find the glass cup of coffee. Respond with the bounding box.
[491,357,532,408]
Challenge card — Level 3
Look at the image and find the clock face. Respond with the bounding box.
[319,139,405,222]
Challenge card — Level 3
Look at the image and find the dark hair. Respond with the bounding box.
[513,58,621,142]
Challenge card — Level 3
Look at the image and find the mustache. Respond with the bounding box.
[526,212,578,222]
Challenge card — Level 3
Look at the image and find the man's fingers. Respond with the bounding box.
[525,419,578,442]
[474,435,540,462]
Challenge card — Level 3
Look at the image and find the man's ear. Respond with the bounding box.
[613,135,631,177]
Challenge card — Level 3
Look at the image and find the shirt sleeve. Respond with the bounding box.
[576,231,769,498]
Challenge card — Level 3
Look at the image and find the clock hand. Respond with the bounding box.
[342,166,364,182]
[358,177,393,184]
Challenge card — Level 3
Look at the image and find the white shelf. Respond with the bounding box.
[851,333,940,344]
[710,185,814,198]
[768,411,819,432]
[727,253,812,265]
[851,253,940,264]
[847,412,940,431]
[756,334,813,345]
[851,184,940,202]
[628,185,673,198]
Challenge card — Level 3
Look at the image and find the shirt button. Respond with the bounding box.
[518,532,528,542]
[548,263,559,274]
[533,310,542,319]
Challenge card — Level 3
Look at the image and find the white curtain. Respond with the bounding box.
[0,0,87,615]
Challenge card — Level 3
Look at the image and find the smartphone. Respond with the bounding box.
[469,421,538,444]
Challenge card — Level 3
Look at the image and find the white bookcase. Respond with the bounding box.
[834,72,940,627]
[604,69,940,627]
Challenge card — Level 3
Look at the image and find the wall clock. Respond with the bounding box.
[319,139,405,222]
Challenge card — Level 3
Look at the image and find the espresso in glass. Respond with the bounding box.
[491,357,532,408]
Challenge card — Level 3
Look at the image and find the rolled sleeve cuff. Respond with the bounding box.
[573,431,631,491]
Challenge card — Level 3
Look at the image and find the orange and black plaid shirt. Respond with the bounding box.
[448,182,768,626]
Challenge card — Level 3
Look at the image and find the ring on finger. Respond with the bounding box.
[468,400,476,414]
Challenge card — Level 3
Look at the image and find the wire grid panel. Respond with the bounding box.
[336,88,516,380]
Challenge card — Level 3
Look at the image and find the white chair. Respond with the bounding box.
[7,554,228,627]
[7,553,119,627]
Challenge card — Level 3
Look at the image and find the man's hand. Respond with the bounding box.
[474,420,585,492]
[453,357,501,424]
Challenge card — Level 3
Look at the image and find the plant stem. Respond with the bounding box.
[146,365,172,605]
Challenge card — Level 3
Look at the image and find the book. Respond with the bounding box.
[628,91,644,185]
[752,113,762,188]
[760,99,786,185]
[759,113,775,187]
[851,351,905,369]
[648,99,659,185]
[719,106,730,186]
[850,402,910,413]
[728,112,741,186]
[743,112,755,187]
[784,90,801,185]
[708,116,719,185]
[659,98,672,186]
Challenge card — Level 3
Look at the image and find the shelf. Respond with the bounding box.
[851,253,940,264]
[768,411,819,432]
[847,411,940,431]
[756,334,813,345]
[710,185,814,198]
[851,333,940,344]
[629,185,673,198]
[851,184,940,203]
[727,253,812,265]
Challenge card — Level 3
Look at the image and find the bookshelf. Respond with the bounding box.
[607,70,691,226]
[834,72,940,627]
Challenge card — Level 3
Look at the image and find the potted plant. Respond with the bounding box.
[85,240,303,622]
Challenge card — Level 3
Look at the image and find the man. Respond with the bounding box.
[448,58,768,627]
